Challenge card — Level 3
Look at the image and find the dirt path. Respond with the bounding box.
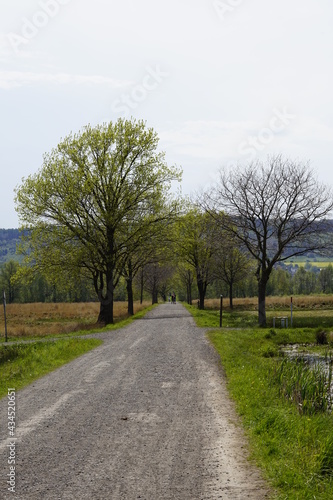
[0,303,271,499]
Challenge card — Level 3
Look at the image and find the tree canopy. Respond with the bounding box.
[15,118,182,324]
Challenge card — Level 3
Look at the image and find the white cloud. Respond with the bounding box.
[160,120,259,159]
[0,71,132,90]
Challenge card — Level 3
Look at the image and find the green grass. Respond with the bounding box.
[184,302,333,329]
[0,338,102,399]
[284,258,333,267]
[183,303,258,328]
[186,305,333,498]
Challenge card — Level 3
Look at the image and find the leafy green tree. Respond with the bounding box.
[120,220,177,314]
[0,260,20,303]
[318,265,333,294]
[176,264,195,304]
[142,262,174,304]
[176,209,217,309]
[266,267,292,296]
[293,266,318,295]
[15,119,181,324]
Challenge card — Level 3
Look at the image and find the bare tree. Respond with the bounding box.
[213,238,254,309]
[206,155,333,326]
[142,263,174,304]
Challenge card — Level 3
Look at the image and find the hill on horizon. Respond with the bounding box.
[0,228,22,264]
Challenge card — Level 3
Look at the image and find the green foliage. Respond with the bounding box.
[175,208,218,309]
[14,119,182,323]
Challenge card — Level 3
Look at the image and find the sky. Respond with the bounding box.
[1,0,332,228]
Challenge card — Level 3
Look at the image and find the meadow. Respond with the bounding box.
[284,258,333,268]
[0,300,152,341]
[196,295,333,329]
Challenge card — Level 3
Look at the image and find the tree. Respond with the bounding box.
[142,262,174,304]
[213,238,254,308]
[177,264,195,304]
[120,219,177,315]
[15,119,182,324]
[318,265,333,294]
[266,267,292,296]
[293,266,318,295]
[0,260,20,303]
[177,209,217,310]
[206,155,333,326]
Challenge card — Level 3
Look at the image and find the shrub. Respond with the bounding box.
[316,329,328,345]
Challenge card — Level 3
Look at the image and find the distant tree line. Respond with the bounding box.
[2,258,333,306]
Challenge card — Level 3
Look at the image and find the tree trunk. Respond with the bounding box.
[126,261,134,316]
[258,279,267,327]
[152,286,158,305]
[140,268,144,304]
[187,282,192,305]
[187,270,192,305]
[97,270,114,325]
[197,280,206,310]
[126,279,134,315]
[229,282,233,309]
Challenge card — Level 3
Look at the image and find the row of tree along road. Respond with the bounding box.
[13,118,333,327]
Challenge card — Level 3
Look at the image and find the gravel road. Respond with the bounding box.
[0,303,271,499]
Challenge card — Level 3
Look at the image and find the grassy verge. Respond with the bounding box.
[186,305,333,499]
[184,301,333,329]
[0,338,102,399]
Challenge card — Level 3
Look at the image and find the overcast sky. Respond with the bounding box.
[1,0,332,228]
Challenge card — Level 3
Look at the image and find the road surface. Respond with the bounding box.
[0,303,271,499]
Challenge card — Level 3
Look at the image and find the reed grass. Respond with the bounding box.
[274,357,333,415]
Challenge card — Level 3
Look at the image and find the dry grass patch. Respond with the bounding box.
[0,301,151,339]
[202,295,333,311]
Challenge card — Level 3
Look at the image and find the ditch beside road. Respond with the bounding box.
[0,303,272,499]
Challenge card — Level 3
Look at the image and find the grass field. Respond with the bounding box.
[192,296,333,329]
[0,300,152,341]
[284,258,333,268]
